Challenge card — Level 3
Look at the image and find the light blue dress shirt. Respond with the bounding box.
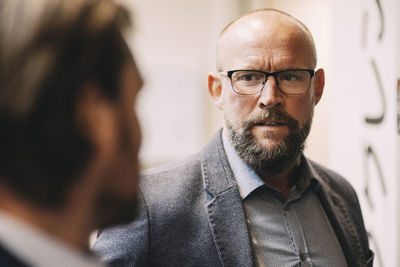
[222,132,347,267]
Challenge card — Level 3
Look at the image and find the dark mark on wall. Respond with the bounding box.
[375,0,385,41]
[361,10,368,48]
[397,79,400,134]
[362,1,387,265]
[364,58,386,124]
[363,145,387,212]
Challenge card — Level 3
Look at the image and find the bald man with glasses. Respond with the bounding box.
[94,8,373,267]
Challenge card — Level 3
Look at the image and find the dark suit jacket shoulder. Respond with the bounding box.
[94,153,223,266]
[93,131,373,267]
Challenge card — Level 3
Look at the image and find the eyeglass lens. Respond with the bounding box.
[231,70,311,95]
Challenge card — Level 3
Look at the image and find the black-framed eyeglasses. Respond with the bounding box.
[219,69,315,95]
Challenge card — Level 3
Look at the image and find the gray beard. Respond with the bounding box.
[225,108,313,176]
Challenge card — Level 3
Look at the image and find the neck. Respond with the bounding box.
[260,158,301,199]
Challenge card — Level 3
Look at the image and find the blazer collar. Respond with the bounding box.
[308,161,368,267]
[201,129,254,267]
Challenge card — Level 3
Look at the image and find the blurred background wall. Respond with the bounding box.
[122,0,400,266]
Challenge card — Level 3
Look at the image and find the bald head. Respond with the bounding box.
[216,9,317,71]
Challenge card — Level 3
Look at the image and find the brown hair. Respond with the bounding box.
[0,0,132,208]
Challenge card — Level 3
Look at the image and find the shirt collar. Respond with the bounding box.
[223,131,265,199]
[222,130,318,200]
[0,211,105,267]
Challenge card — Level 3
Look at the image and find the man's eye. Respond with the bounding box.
[279,72,306,82]
[280,74,298,81]
[240,74,256,81]
[236,73,262,81]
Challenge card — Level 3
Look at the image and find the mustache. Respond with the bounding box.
[242,109,299,130]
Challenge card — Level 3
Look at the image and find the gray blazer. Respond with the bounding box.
[93,130,374,267]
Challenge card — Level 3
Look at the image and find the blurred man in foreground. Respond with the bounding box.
[94,8,373,267]
[0,0,142,266]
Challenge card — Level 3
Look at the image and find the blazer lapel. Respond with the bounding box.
[311,165,367,267]
[201,130,254,267]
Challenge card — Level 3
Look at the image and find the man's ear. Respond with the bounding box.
[313,68,325,106]
[208,72,223,110]
[75,83,117,151]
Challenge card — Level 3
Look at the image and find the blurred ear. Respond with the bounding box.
[76,83,117,151]
[208,72,223,110]
[313,68,325,106]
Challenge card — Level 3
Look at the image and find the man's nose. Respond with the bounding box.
[258,76,283,108]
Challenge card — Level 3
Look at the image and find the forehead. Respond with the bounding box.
[218,15,315,71]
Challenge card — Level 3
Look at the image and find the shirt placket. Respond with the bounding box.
[283,190,313,267]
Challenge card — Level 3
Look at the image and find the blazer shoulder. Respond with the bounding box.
[139,153,204,209]
[141,153,201,178]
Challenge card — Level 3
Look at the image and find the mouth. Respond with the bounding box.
[255,121,286,127]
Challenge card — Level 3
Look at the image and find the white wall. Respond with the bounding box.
[123,0,244,167]
[396,1,400,263]
[330,0,399,266]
